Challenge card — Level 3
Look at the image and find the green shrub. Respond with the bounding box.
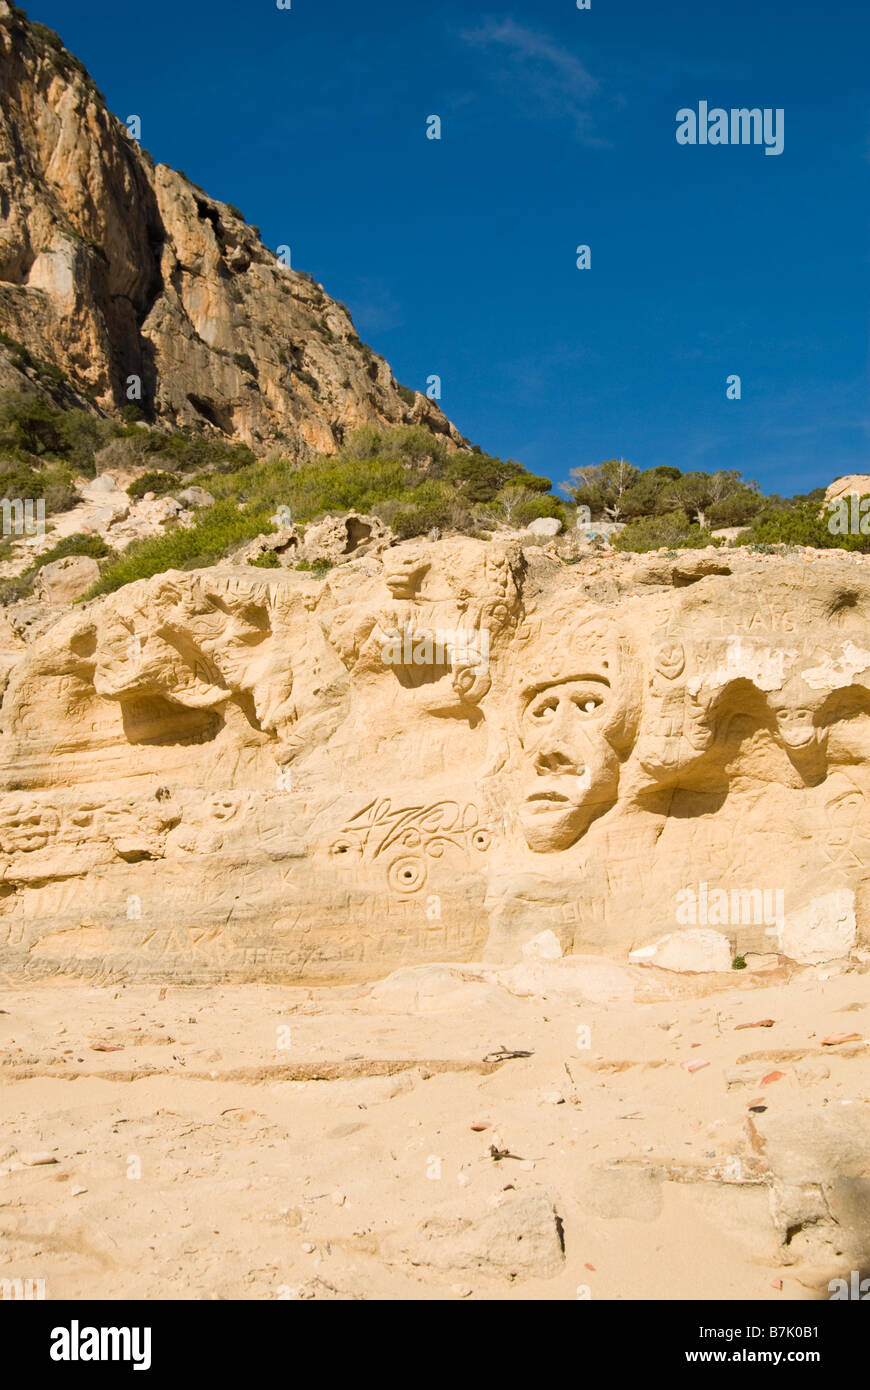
[0,533,114,607]
[30,21,64,52]
[613,511,718,553]
[41,472,79,513]
[138,431,255,475]
[247,549,280,568]
[85,499,273,597]
[445,449,552,507]
[0,459,78,514]
[57,410,103,473]
[390,500,452,539]
[512,494,567,529]
[35,533,112,564]
[0,573,35,605]
[0,391,64,455]
[127,470,177,499]
[734,499,870,553]
[0,461,43,500]
[295,557,332,577]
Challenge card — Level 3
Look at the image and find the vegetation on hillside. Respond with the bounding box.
[0,387,866,599]
[87,424,567,596]
[0,532,113,606]
[568,458,765,530]
[0,389,254,513]
[568,459,867,555]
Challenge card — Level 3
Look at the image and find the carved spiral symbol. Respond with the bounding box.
[329,836,360,863]
[388,856,426,894]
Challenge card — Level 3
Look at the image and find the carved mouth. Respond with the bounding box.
[781,732,815,748]
[526,790,570,803]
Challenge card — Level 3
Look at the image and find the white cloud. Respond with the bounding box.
[461,18,601,140]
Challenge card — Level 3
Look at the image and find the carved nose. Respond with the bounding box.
[535,749,582,776]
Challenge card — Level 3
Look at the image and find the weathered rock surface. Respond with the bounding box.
[1,540,869,983]
[384,1189,565,1280]
[34,553,99,605]
[826,475,870,503]
[778,889,857,965]
[629,929,733,973]
[0,3,464,455]
[177,487,215,511]
[526,517,562,537]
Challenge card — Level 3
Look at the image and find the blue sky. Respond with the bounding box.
[28,0,869,496]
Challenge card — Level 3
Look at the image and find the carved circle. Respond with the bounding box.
[329,836,360,863]
[388,856,426,893]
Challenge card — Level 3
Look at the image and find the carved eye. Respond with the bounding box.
[574,695,603,715]
[531,697,558,720]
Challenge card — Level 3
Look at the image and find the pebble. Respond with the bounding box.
[301,1242,316,1254]
[680,1059,709,1074]
[20,1151,57,1166]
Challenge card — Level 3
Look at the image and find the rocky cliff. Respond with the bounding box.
[1,538,869,984]
[0,2,464,454]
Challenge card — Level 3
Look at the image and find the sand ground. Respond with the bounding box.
[2,954,868,1300]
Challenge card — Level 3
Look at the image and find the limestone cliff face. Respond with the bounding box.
[1,539,870,983]
[0,2,464,453]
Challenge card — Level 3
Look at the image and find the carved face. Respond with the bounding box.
[771,703,817,749]
[383,548,431,599]
[518,676,622,851]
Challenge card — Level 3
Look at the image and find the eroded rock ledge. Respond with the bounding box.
[0,540,868,982]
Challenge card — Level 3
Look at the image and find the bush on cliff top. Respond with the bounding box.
[85,426,563,595]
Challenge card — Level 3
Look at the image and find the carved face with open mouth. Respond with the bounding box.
[518,675,622,851]
[383,548,431,600]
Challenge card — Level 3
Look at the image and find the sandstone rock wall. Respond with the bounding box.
[1,540,869,983]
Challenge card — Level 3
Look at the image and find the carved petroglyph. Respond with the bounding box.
[331,799,492,895]
[0,543,869,980]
